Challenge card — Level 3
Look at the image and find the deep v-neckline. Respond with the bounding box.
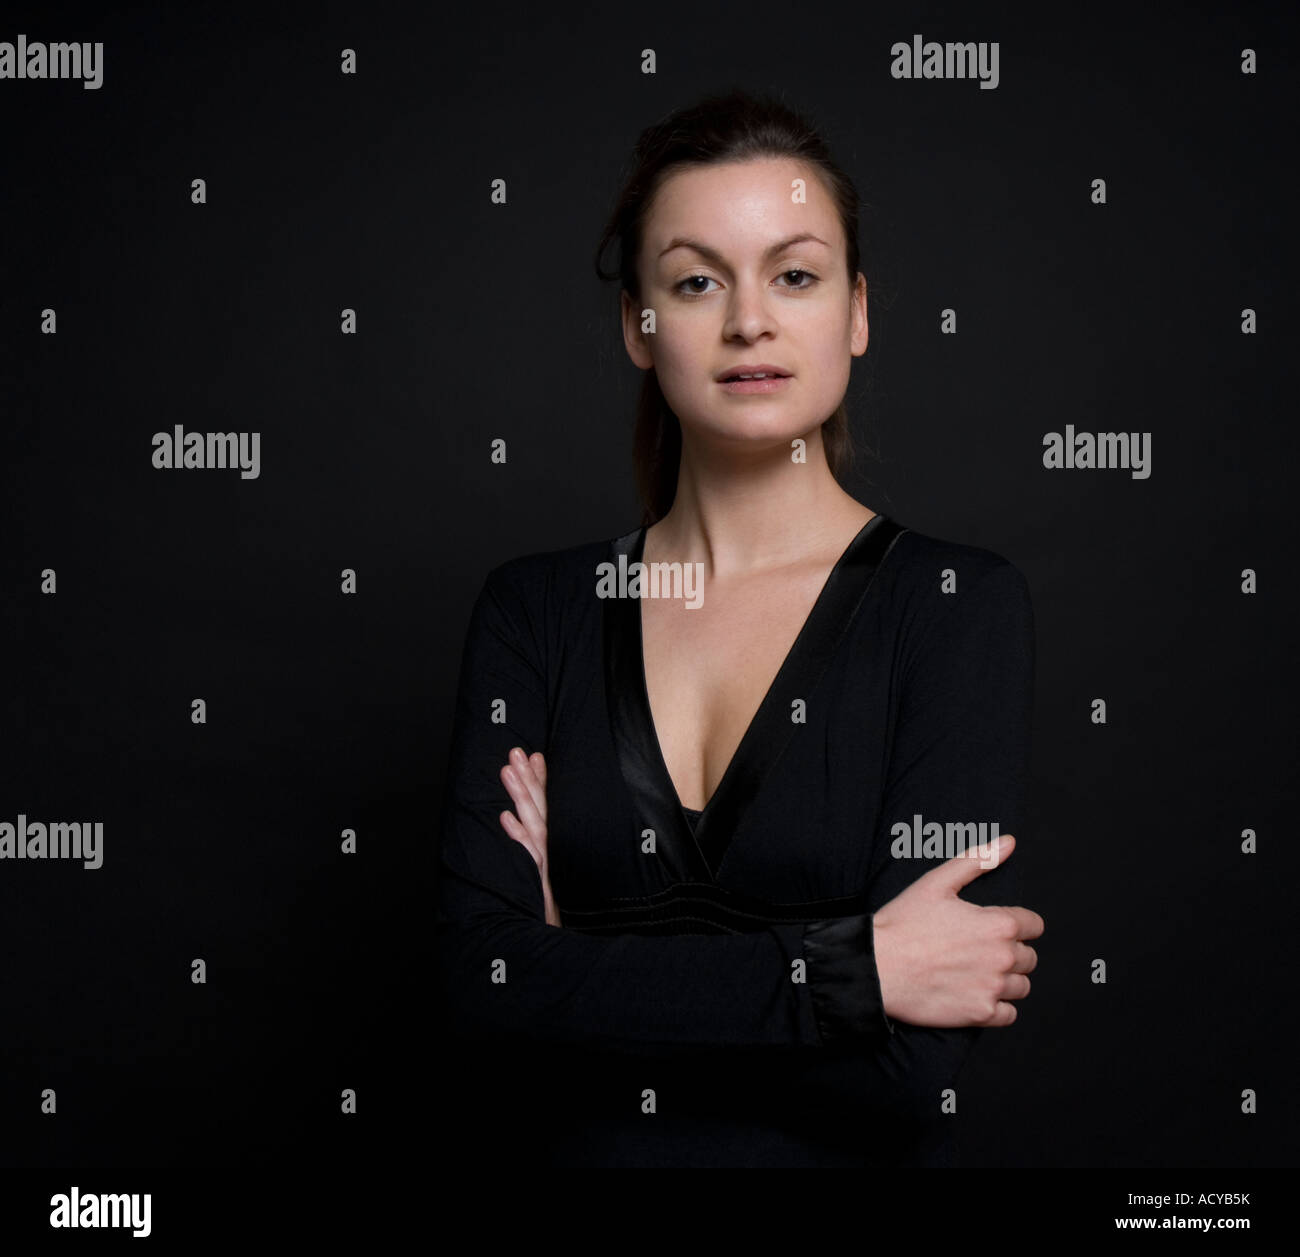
[601,511,906,883]
[639,518,879,818]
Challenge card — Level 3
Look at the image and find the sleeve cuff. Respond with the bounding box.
[801,912,895,1045]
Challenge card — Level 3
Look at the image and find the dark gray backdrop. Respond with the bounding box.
[2,0,1295,1172]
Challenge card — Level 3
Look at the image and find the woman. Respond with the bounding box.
[436,89,1044,1168]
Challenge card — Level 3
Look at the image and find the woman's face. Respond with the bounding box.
[622,156,867,456]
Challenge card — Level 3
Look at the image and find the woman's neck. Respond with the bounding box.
[646,440,874,580]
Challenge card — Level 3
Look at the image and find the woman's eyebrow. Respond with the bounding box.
[657,232,831,264]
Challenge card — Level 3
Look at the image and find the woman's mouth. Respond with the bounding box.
[718,372,792,394]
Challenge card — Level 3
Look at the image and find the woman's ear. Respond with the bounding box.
[851,272,869,357]
[621,288,655,370]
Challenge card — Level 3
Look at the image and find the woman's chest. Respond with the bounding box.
[545,611,898,911]
[639,570,832,813]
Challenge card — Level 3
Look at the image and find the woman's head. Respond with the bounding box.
[595,89,868,525]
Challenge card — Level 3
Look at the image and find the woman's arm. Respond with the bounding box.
[435,561,891,1055]
[499,746,1040,1026]
[863,558,1040,1087]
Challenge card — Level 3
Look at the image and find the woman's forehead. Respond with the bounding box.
[645,159,841,254]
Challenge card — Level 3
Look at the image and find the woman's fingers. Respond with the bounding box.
[496,751,558,926]
[986,1001,1019,1028]
[508,748,548,825]
[501,764,544,835]
[498,808,541,867]
[530,750,547,800]
[999,972,1031,1001]
[1001,905,1045,941]
[499,749,550,873]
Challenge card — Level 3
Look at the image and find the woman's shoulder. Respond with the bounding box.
[880,516,1033,625]
[477,524,639,607]
[887,518,1026,584]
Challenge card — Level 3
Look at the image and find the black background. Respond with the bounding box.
[2,0,1296,1173]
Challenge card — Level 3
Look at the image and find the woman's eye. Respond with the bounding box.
[673,270,819,297]
[675,274,719,296]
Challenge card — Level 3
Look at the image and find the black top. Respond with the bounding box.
[435,512,1035,1167]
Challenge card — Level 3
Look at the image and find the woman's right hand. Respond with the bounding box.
[871,834,1043,1028]
[498,747,561,927]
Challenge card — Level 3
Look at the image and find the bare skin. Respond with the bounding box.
[498,749,559,927]
[496,154,1045,1028]
[640,507,875,814]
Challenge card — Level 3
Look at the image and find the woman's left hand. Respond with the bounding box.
[499,747,561,926]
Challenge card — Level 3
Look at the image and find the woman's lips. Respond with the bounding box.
[717,375,792,394]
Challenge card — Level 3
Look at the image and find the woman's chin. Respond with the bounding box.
[682,414,822,447]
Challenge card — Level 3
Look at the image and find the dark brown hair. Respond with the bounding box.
[594,88,866,526]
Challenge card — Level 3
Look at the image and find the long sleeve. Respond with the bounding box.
[434,559,891,1055]
[862,558,1036,1114]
